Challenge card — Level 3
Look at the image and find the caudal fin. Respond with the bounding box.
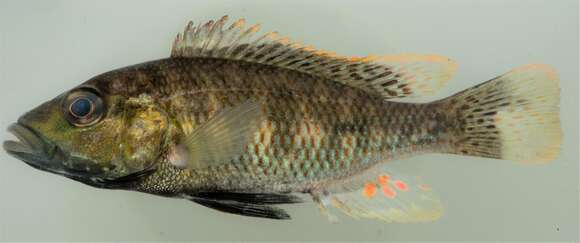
[446,64,561,164]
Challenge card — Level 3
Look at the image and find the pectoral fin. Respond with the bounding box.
[171,100,263,169]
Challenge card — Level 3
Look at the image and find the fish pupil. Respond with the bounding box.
[70,98,92,118]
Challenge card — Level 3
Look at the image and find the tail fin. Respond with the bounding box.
[445,64,561,164]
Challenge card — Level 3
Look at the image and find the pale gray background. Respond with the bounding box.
[0,0,578,242]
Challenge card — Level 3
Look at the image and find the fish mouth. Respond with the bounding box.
[4,122,155,189]
[3,123,75,176]
[3,123,104,182]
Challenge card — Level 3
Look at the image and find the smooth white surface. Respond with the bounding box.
[0,0,578,241]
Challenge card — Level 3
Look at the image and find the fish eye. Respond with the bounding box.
[69,98,93,118]
[63,88,104,127]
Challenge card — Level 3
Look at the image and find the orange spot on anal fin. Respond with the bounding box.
[378,174,390,187]
[394,180,409,192]
[381,185,397,199]
[363,182,377,199]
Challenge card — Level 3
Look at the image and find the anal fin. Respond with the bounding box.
[316,165,443,223]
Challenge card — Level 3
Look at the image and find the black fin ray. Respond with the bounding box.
[190,197,292,220]
[193,192,304,205]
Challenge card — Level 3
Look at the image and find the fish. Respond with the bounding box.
[3,15,562,222]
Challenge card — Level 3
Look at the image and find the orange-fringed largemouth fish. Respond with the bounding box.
[3,16,561,221]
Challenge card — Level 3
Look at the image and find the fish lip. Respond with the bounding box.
[3,122,76,180]
[4,122,58,164]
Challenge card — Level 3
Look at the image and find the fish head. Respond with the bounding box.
[4,82,170,188]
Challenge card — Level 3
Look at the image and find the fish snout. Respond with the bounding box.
[3,122,59,167]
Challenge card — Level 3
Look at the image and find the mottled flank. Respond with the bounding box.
[89,57,452,195]
[4,16,561,222]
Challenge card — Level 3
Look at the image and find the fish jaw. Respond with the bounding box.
[3,122,96,178]
[4,122,65,172]
[3,122,144,189]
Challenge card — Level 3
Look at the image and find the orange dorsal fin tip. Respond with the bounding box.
[327,52,339,58]
[278,37,290,45]
[365,55,379,61]
[248,23,261,33]
[218,15,229,22]
[348,56,360,61]
[171,16,457,99]
[311,48,328,55]
[302,45,314,52]
[231,18,245,28]
[264,31,278,39]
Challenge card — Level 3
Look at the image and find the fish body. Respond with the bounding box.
[4,16,561,221]
[95,57,449,194]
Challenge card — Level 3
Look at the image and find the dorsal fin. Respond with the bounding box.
[171,16,457,99]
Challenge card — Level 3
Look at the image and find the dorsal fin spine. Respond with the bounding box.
[171,16,457,99]
[201,20,221,55]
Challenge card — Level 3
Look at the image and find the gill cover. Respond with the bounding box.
[113,94,169,176]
